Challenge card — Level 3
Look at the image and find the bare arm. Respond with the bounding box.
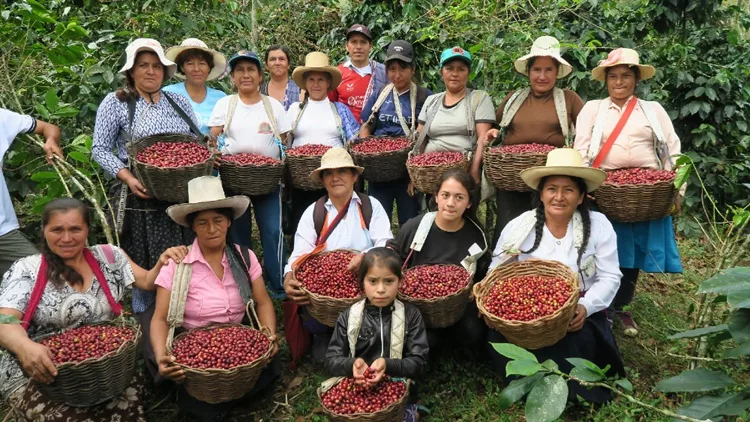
[149,286,185,381]
[128,246,189,291]
[0,308,57,383]
[35,120,63,160]
[471,122,493,182]
[251,275,279,356]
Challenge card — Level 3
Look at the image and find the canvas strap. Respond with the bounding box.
[591,96,638,168]
[347,298,406,359]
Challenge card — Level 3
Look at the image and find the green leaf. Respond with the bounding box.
[723,342,750,359]
[699,268,750,295]
[729,309,750,343]
[541,360,558,372]
[674,161,693,189]
[67,151,89,163]
[506,359,543,377]
[55,106,79,117]
[669,324,729,339]
[656,369,736,393]
[30,171,59,182]
[570,366,603,382]
[565,358,605,375]
[491,343,538,363]
[676,393,750,420]
[615,379,633,392]
[498,373,544,410]
[525,375,568,422]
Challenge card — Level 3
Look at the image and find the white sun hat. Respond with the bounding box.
[166,176,249,227]
[520,148,607,192]
[591,48,656,81]
[513,36,574,79]
[165,38,227,81]
[118,38,177,80]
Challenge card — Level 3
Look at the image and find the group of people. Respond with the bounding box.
[0,22,685,422]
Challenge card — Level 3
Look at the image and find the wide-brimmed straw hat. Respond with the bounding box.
[292,52,342,90]
[165,38,227,81]
[309,148,364,182]
[520,149,607,192]
[592,48,655,81]
[513,36,573,79]
[166,176,249,227]
[119,38,177,80]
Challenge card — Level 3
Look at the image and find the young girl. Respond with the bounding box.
[325,247,429,421]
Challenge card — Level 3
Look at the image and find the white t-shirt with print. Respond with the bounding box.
[209,95,291,159]
[287,98,343,148]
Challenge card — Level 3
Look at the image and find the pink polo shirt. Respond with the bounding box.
[574,97,681,170]
[155,239,263,330]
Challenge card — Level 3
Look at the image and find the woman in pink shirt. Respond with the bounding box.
[147,176,279,421]
[574,48,683,337]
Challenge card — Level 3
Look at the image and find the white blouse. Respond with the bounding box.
[490,211,621,317]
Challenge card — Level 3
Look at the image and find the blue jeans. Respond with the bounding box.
[368,177,419,226]
[230,185,286,296]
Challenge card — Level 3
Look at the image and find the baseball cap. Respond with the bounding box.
[228,50,262,71]
[440,46,472,67]
[346,24,372,41]
[385,40,414,64]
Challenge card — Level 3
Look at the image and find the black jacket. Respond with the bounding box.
[324,301,429,379]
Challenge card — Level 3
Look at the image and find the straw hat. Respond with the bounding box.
[309,148,364,182]
[165,38,227,81]
[292,52,342,91]
[592,48,655,81]
[119,38,177,80]
[166,176,250,227]
[520,149,607,192]
[513,36,573,79]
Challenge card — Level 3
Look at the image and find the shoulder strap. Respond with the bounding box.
[330,102,346,143]
[587,99,612,165]
[412,92,444,156]
[261,94,286,158]
[553,88,571,144]
[465,89,487,140]
[101,244,116,265]
[402,212,437,269]
[163,92,203,138]
[371,85,395,116]
[346,299,367,358]
[591,97,638,169]
[638,99,674,170]
[416,87,429,106]
[500,89,529,129]
[359,193,373,230]
[313,195,330,240]
[223,95,240,135]
[126,98,136,140]
[389,299,406,359]
[22,257,48,331]
[166,246,193,348]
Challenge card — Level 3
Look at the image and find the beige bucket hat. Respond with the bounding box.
[166,176,250,227]
[514,36,574,79]
[165,38,227,81]
[292,52,343,92]
[520,149,607,192]
[309,148,364,182]
[592,48,655,81]
[119,38,177,80]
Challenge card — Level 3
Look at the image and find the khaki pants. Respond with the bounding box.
[0,229,38,278]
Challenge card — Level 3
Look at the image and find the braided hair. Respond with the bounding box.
[522,176,592,270]
[40,198,91,286]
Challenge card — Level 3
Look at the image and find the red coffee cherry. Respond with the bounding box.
[40,325,136,365]
[490,143,556,154]
[222,153,281,166]
[605,168,675,185]
[407,151,465,166]
[400,265,470,299]
[136,142,210,168]
[171,326,270,370]
[351,138,411,154]
[483,275,572,322]
[321,376,407,415]
[296,251,361,298]
[287,144,332,157]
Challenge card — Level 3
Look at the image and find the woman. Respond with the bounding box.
[283,148,393,364]
[164,38,228,135]
[209,50,291,298]
[387,168,489,351]
[149,176,280,421]
[0,198,183,421]
[487,148,624,403]
[482,36,584,245]
[91,38,202,317]
[285,52,360,235]
[574,48,683,336]
[414,46,495,188]
[359,40,431,227]
[259,45,302,110]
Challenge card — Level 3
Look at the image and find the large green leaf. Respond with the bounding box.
[615,379,633,392]
[525,375,568,422]
[669,324,729,339]
[656,369,736,393]
[565,358,606,375]
[491,343,538,363]
[728,309,750,343]
[498,373,544,410]
[570,366,603,382]
[699,267,750,295]
[676,393,750,421]
[506,359,543,377]
[723,342,750,359]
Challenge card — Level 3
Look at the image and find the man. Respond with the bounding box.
[1,108,63,276]
[328,24,387,123]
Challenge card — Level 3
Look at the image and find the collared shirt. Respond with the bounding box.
[343,59,373,77]
[284,192,393,275]
[489,211,622,317]
[155,238,262,330]
[574,97,682,170]
[0,109,36,236]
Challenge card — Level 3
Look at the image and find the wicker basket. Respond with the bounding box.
[406,154,470,194]
[35,319,141,407]
[349,137,413,183]
[398,265,473,328]
[594,171,677,223]
[126,133,214,203]
[474,260,579,350]
[286,152,325,191]
[168,302,274,404]
[294,249,363,327]
[318,378,411,421]
[220,157,284,196]
[483,146,551,192]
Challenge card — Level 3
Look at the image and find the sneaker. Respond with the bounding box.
[617,311,639,337]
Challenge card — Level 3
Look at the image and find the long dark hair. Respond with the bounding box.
[522,176,592,270]
[186,208,249,275]
[358,247,403,291]
[431,167,482,227]
[40,198,91,286]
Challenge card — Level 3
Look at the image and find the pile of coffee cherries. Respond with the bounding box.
[400,265,470,299]
[321,376,407,415]
[287,144,331,157]
[483,275,572,321]
[296,250,361,298]
[605,168,675,185]
[490,143,556,154]
[171,326,270,370]
[41,325,136,365]
[351,137,411,154]
[407,151,465,166]
[222,153,281,166]
[136,142,210,168]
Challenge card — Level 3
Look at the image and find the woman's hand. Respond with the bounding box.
[407,181,416,197]
[367,358,386,387]
[213,150,223,168]
[157,355,185,383]
[268,334,279,357]
[283,273,310,305]
[347,252,364,273]
[482,128,499,147]
[158,246,189,267]
[568,304,587,332]
[43,139,64,164]
[125,175,151,199]
[17,340,57,384]
[670,194,683,216]
[470,167,481,184]
[352,358,367,386]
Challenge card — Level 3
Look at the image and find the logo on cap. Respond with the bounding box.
[355,26,363,31]
[452,47,465,54]
[393,46,404,52]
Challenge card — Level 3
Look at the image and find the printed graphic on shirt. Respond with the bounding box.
[345,83,356,92]
[258,122,272,134]
[348,96,365,110]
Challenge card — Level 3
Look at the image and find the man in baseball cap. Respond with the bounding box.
[328,24,387,123]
